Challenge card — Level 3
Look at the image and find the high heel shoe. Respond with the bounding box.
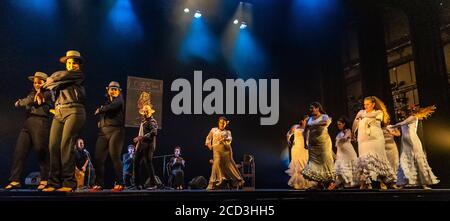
[42,187,56,192]
[359,182,366,190]
[389,184,399,190]
[37,181,48,191]
[422,185,432,190]
[56,187,73,192]
[380,182,388,190]
[4,181,21,190]
[89,185,103,192]
[327,182,336,190]
[112,184,124,192]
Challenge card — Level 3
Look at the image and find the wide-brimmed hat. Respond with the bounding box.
[59,50,84,64]
[106,81,122,90]
[27,72,48,82]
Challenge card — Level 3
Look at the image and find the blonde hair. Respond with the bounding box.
[138,91,152,115]
[364,96,390,126]
[413,105,436,120]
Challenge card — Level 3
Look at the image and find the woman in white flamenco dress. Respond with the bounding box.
[334,117,358,188]
[387,105,439,189]
[352,96,396,190]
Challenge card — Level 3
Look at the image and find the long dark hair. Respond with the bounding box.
[309,102,326,115]
[301,114,309,121]
[297,114,309,128]
[337,116,351,130]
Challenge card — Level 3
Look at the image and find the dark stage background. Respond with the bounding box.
[0,0,448,189]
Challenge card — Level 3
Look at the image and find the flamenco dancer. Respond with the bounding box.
[4,72,52,190]
[285,115,310,189]
[352,96,396,190]
[302,102,336,190]
[334,117,358,189]
[133,105,158,190]
[91,81,125,192]
[205,117,244,190]
[388,105,439,189]
[42,50,86,192]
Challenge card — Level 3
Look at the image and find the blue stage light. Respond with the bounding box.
[178,16,218,63]
[239,22,247,29]
[10,0,58,17]
[106,0,143,41]
[231,28,268,77]
[194,10,202,18]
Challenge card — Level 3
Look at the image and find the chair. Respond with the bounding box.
[239,154,255,190]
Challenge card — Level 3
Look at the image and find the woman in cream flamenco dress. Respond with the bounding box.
[388,105,439,189]
[285,115,310,189]
[302,102,336,190]
[205,117,244,190]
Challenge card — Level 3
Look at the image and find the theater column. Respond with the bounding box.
[356,3,394,114]
[406,0,450,115]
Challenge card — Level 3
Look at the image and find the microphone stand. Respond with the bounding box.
[153,154,175,186]
[131,152,135,188]
[84,149,93,189]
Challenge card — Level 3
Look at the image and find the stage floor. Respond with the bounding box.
[1,189,450,201]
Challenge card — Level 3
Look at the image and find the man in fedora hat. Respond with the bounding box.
[42,50,86,192]
[4,72,52,190]
[90,81,125,192]
[133,104,159,189]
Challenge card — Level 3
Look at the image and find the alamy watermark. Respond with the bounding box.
[171,70,279,125]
